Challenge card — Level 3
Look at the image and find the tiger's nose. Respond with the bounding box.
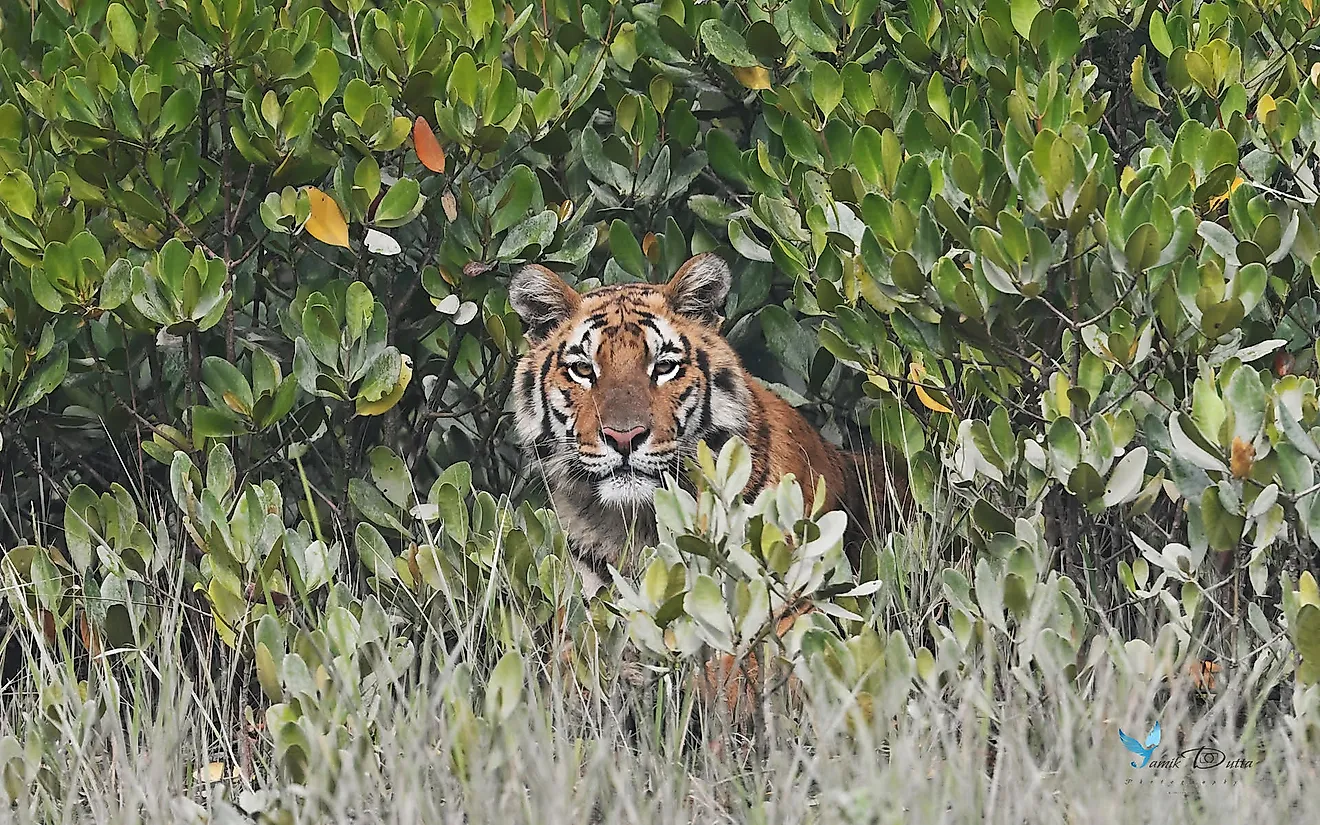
[601,425,649,456]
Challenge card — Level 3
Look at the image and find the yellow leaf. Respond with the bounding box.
[222,391,251,416]
[1130,53,1163,110]
[304,188,350,249]
[202,762,225,783]
[356,356,412,416]
[915,384,954,414]
[1256,93,1277,123]
[1207,177,1244,212]
[909,361,954,414]
[731,66,772,91]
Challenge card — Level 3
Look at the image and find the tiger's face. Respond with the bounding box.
[509,254,751,510]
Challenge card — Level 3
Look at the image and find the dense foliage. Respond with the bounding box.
[3,0,1320,818]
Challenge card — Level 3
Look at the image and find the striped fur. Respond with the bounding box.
[509,254,908,592]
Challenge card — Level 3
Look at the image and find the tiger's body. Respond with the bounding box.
[509,253,907,592]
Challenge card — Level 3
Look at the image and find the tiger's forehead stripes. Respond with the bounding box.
[562,289,687,365]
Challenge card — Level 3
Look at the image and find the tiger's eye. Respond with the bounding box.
[653,360,681,379]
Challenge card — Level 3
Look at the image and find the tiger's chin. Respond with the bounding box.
[594,469,661,509]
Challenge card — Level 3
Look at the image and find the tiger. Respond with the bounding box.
[508,252,910,594]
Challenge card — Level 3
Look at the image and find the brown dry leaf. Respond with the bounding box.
[441,191,458,222]
[1230,436,1255,478]
[304,188,350,249]
[462,261,494,278]
[413,116,446,173]
[202,762,225,783]
[642,232,659,262]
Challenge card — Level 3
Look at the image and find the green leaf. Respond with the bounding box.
[698,20,761,68]
[433,482,469,545]
[448,52,479,107]
[811,63,843,118]
[0,170,37,221]
[685,574,735,650]
[107,3,139,59]
[496,210,558,260]
[926,74,949,124]
[202,356,255,416]
[13,345,69,410]
[853,126,884,188]
[64,484,101,574]
[1010,0,1041,39]
[467,0,494,41]
[1296,603,1320,685]
[357,348,403,403]
[301,303,341,368]
[609,220,647,279]
[345,281,374,342]
[310,49,340,104]
[485,650,524,721]
[489,166,536,236]
[1048,9,1080,66]
[192,405,246,439]
[368,446,413,510]
[354,522,398,581]
[374,178,422,225]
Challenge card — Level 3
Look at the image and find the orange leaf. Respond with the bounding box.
[642,232,659,262]
[304,188,350,249]
[1230,436,1255,479]
[413,117,446,173]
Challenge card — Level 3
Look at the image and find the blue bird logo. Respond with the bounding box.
[1118,722,1161,768]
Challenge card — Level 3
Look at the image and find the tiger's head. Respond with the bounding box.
[509,253,752,510]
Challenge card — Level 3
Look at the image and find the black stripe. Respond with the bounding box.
[714,367,736,393]
[538,356,554,437]
[676,385,696,434]
[696,350,712,430]
[706,429,730,455]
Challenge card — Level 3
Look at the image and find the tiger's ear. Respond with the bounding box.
[665,253,731,323]
[509,264,581,340]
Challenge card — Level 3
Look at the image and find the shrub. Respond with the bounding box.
[3,0,1320,819]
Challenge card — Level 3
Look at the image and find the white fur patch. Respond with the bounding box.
[596,473,659,508]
